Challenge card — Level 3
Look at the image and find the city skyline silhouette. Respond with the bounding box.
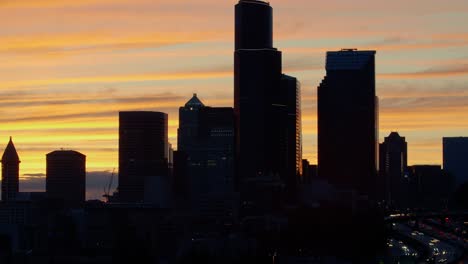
[0,1,467,263]
[1,1,468,201]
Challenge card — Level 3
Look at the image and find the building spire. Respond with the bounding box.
[2,137,20,163]
[184,93,205,108]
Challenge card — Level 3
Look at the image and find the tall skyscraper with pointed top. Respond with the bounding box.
[318,49,378,197]
[178,94,235,217]
[178,93,205,153]
[1,137,20,201]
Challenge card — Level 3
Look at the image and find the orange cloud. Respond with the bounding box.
[0,70,231,89]
[0,31,216,54]
[380,65,468,79]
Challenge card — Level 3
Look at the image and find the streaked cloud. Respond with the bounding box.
[381,64,468,79]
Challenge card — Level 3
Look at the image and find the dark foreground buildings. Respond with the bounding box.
[46,150,86,207]
[118,111,169,202]
[234,0,302,211]
[318,49,378,197]
[1,138,20,202]
[443,137,468,187]
[408,165,449,210]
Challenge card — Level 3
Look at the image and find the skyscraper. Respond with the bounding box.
[443,137,468,187]
[1,137,20,202]
[379,132,408,206]
[118,111,169,202]
[178,94,235,217]
[234,0,301,211]
[282,74,303,199]
[46,150,86,207]
[318,49,378,197]
[178,94,205,153]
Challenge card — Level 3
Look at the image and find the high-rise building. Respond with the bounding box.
[282,74,302,198]
[178,94,235,217]
[318,49,378,197]
[234,49,284,182]
[46,150,86,207]
[178,94,205,153]
[1,137,20,202]
[234,0,301,211]
[118,111,169,202]
[379,132,408,207]
[443,137,468,185]
[443,137,468,187]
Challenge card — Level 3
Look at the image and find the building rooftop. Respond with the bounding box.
[238,0,270,6]
[326,49,376,71]
[443,136,468,140]
[47,149,85,157]
[184,93,205,108]
[120,111,167,115]
[385,132,406,142]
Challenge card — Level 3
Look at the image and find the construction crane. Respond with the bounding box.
[103,168,115,203]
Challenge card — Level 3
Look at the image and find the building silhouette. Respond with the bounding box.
[443,137,468,187]
[1,137,20,202]
[46,150,86,207]
[408,165,449,210]
[302,159,318,184]
[177,94,236,219]
[282,74,303,199]
[234,0,302,212]
[318,49,378,197]
[118,111,169,202]
[379,132,408,207]
[178,94,205,154]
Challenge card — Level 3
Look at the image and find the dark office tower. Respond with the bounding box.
[234,0,285,207]
[119,111,169,202]
[1,137,20,201]
[198,106,235,191]
[178,94,235,217]
[408,165,448,210]
[443,137,468,187]
[46,150,85,207]
[282,74,302,198]
[379,132,408,207]
[178,94,205,152]
[318,49,378,197]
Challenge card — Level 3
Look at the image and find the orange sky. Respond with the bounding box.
[1,0,468,199]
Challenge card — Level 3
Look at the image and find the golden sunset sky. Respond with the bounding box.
[1,0,468,199]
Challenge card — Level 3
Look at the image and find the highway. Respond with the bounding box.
[387,238,419,259]
[393,223,463,263]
